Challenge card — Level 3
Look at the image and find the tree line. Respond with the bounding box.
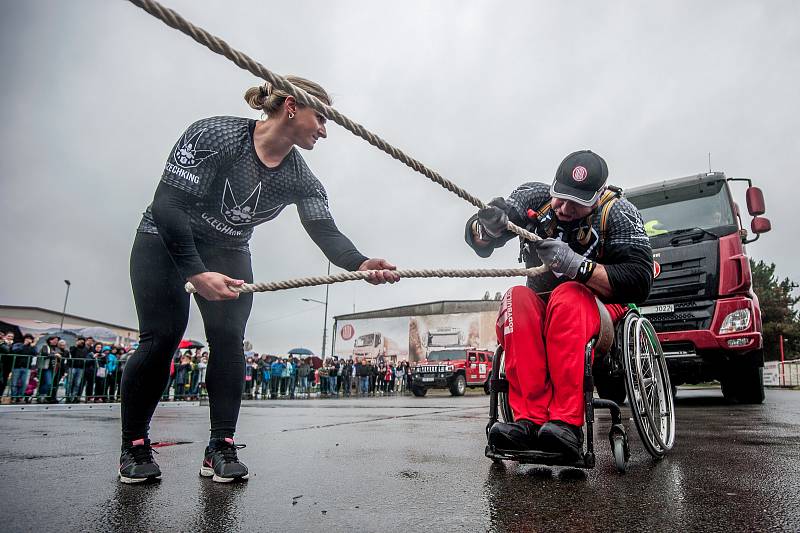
[751,260,799,361]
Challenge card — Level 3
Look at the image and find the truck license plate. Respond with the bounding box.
[640,304,674,315]
[422,377,434,382]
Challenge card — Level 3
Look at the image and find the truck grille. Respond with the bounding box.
[650,258,708,299]
[645,299,715,332]
[417,365,448,373]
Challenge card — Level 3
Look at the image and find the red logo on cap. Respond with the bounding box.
[572,166,588,182]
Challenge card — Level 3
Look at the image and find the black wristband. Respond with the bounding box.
[575,260,596,283]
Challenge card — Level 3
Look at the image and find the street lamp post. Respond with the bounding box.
[60,280,71,330]
[301,262,331,358]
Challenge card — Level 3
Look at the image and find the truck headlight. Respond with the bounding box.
[446,365,454,372]
[719,309,751,334]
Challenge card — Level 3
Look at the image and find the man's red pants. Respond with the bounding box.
[496,282,626,427]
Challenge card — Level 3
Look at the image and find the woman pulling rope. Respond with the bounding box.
[119,78,400,484]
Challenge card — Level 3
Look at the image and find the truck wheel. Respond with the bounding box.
[722,362,765,404]
[450,374,466,396]
[596,374,626,405]
[411,386,427,397]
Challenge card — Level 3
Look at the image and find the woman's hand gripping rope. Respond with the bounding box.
[358,258,401,285]
[187,272,244,301]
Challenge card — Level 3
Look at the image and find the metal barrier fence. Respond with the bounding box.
[0,355,127,405]
[243,372,412,400]
[0,355,416,404]
[764,360,800,387]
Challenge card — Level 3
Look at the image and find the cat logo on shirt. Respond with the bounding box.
[173,128,218,169]
[221,180,285,226]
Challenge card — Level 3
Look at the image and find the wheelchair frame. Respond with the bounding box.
[485,308,675,473]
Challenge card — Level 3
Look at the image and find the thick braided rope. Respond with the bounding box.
[125,0,540,245]
[185,266,547,294]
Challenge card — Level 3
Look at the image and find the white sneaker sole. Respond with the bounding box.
[118,472,161,484]
[200,465,249,483]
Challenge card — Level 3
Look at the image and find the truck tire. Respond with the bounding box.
[722,362,765,404]
[411,385,427,397]
[595,374,627,405]
[449,374,466,396]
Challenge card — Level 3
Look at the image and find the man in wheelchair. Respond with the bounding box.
[465,150,653,460]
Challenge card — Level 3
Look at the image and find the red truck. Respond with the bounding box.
[411,348,493,397]
[625,172,771,403]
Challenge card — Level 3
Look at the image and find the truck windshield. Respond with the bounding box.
[427,349,466,361]
[628,180,736,237]
[354,334,375,348]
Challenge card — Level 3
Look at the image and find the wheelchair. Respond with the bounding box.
[485,301,676,473]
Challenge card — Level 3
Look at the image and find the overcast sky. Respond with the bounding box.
[1,0,797,354]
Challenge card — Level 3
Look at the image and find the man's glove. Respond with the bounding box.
[477,197,510,238]
[534,238,588,279]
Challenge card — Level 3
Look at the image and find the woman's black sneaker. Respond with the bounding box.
[119,439,161,484]
[200,438,249,483]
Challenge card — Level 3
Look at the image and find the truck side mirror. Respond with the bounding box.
[751,216,771,234]
[746,187,765,216]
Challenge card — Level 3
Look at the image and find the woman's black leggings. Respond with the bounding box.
[121,232,253,442]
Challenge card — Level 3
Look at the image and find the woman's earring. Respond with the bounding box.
[288,111,295,119]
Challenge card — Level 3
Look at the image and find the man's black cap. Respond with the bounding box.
[550,150,608,206]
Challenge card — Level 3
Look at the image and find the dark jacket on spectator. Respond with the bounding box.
[297,362,310,378]
[11,343,37,369]
[341,362,353,378]
[0,340,13,369]
[69,345,90,369]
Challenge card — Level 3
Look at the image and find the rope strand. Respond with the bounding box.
[184,266,547,294]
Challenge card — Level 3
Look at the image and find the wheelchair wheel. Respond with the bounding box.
[623,313,676,458]
[495,347,514,424]
[611,435,627,473]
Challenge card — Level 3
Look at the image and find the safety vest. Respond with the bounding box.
[529,186,622,259]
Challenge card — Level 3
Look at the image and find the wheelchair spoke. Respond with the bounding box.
[622,312,675,457]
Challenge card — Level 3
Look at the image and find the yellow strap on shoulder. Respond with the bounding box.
[598,188,621,257]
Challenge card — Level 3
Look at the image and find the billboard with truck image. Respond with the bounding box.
[334,311,497,362]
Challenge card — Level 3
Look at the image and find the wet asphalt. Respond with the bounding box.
[0,387,798,532]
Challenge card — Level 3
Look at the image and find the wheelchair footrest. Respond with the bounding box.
[485,445,590,469]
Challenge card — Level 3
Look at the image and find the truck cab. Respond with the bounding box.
[626,172,771,403]
[426,327,464,355]
[353,332,399,362]
[412,348,493,397]
[353,332,383,360]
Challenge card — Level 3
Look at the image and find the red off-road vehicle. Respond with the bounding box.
[411,348,493,397]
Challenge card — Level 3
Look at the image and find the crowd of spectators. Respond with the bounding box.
[240,355,414,400]
[0,332,132,404]
[0,331,419,404]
